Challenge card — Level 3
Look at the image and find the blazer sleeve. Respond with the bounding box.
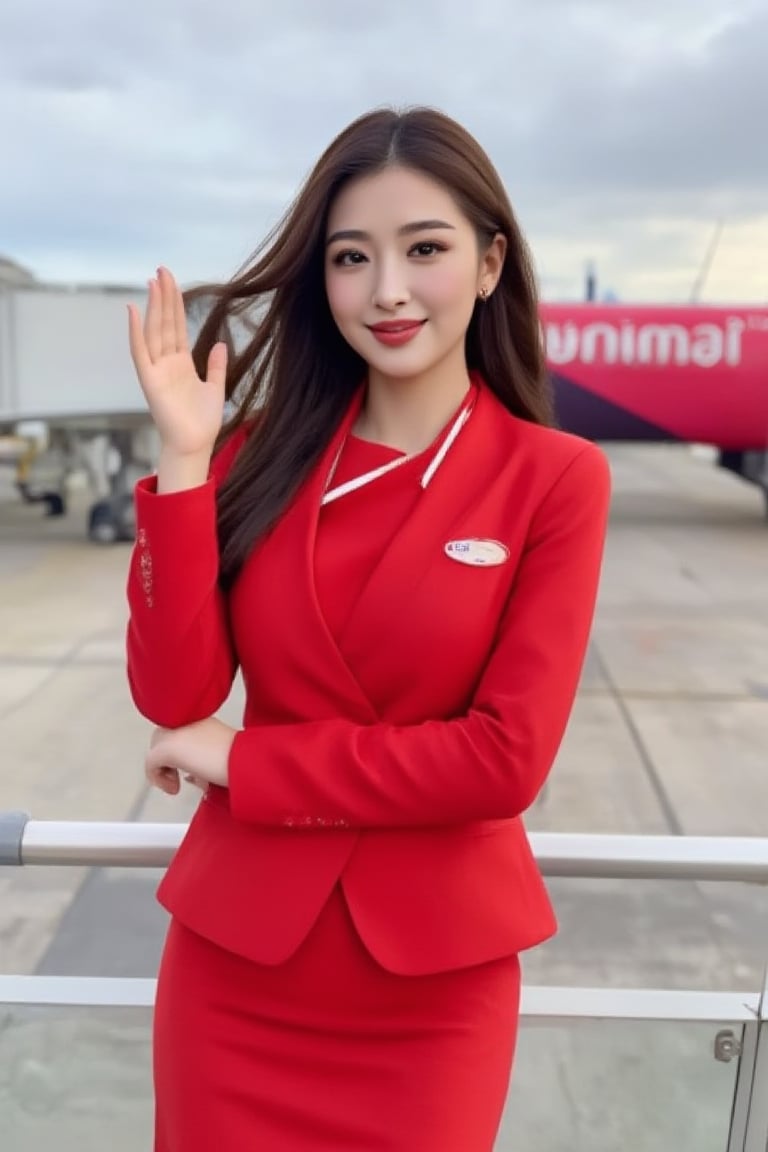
[227,443,611,829]
[125,428,246,727]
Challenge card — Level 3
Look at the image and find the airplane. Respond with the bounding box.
[542,302,768,503]
[1,266,767,542]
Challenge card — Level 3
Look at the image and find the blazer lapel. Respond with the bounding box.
[244,386,381,723]
[335,383,515,698]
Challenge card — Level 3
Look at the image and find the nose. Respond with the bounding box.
[370,258,410,311]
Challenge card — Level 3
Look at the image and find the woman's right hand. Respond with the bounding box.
[128,266,228,460]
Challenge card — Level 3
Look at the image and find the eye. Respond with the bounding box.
[331,249,367,267]
[410,241,447,258]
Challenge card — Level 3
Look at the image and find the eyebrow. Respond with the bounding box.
[326,219,456,246]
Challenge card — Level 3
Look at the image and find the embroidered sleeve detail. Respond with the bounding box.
[281,815,350,830]
[137,528,154,608]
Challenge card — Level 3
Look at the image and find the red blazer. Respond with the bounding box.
[126,379,611,976]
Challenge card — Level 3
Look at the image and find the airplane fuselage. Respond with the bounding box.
[542,304,768,449]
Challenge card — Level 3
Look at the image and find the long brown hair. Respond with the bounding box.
[186,106,553,585]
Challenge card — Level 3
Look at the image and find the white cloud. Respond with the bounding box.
[0,0,766,301]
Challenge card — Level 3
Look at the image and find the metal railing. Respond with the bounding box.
[3,814,768,1150]
[5,810,768,880]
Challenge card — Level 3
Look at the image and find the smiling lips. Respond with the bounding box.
[367,320,426,347]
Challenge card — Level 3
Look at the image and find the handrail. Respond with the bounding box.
[4,813,768,882]
[0,974,761,1020]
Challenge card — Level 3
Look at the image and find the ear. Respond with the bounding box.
[478,232,507,298]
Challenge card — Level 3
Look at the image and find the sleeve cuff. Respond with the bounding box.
[131,475,220,616]
[227,728,352,831]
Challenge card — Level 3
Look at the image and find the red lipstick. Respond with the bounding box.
[367,320,426,347]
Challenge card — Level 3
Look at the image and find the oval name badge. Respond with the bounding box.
[445,539,510,567]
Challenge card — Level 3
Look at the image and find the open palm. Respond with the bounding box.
[128,267,228,458]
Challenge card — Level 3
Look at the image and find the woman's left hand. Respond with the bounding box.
[145,717,238,795]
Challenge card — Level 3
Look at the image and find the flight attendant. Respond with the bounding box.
[126,106,611,1151]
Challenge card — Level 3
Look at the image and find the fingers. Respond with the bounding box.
[146,729,181,794]
[147,728,204,795]
[206,342,228,392]
[145,765,204,795]
[127,304,152,382]
[146,763,180,795]
[173,279,190,354]
[159,267,179,357]
[142,268,186,363]
[144,277,162,362]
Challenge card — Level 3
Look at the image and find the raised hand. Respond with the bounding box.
[128,267,228,461]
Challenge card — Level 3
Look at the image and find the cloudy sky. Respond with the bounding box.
[1,0,767,302]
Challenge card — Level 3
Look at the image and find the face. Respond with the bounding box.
[324,165,505,387]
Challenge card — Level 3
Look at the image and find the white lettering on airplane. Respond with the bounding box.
[544,317,746,368]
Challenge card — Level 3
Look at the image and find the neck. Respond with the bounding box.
[354,365,473,455]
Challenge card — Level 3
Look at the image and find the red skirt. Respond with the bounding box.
[153,884,520,1151]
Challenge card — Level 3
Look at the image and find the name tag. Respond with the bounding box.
[445,539,509,567]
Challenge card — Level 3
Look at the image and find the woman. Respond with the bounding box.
[126,106,611,1151]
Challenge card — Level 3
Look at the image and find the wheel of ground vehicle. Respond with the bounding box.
[87,500,119,543]
[87,494,136,543]
[43,492,66,517]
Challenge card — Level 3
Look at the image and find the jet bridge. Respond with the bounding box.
[0,278,155,540]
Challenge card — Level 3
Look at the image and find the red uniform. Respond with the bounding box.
[127,374,611,1149]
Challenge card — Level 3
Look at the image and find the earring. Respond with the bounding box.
[479,286,489,302]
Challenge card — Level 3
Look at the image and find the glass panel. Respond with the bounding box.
[0,1005,152,1151]
[0,1006,743,1150]
[501,1018,741,1152]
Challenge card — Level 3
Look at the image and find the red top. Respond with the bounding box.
[316,438,420,640]
[316,387,476,640]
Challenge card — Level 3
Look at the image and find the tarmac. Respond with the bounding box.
[1,444,767,1150]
